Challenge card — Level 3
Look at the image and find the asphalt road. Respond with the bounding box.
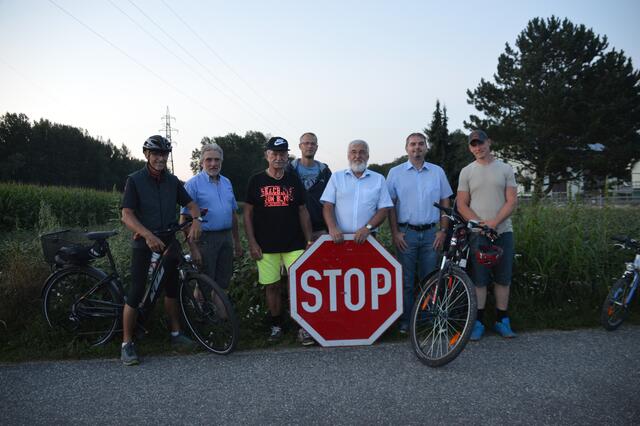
[2,326,639,425]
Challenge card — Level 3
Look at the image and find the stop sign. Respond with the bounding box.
[289,234,402,346]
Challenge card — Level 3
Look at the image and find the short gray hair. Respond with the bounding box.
[200,143,223,162]
[348,139,369,153]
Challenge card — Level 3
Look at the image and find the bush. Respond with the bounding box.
[510,203,640,328]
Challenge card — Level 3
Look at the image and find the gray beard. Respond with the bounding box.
[350,161,367,174]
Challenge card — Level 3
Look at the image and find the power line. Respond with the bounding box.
[159,0,298,133]
[0,56,61,105]
[126,0,284,134]
[47,0,238,128]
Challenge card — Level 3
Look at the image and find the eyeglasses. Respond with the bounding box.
[469,140,486,147]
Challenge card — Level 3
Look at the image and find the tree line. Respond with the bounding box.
[0,112,144,191]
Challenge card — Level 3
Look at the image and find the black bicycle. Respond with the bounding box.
[410,202,500,367]
[600,235,640,331]
[40,218,239,354]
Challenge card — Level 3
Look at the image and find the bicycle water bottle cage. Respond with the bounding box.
[475,244,504,266]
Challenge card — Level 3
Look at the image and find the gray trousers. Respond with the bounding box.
[198,230,234,289]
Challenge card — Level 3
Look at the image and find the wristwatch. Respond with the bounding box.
[365,224,373,231]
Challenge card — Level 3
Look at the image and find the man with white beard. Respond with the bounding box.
[320,139,393,244]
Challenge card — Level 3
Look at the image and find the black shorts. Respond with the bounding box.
[127,240,179,308]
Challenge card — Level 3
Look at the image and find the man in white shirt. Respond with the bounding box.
[320,139,393,244]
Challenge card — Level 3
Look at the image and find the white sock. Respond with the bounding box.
[171,331,180,337]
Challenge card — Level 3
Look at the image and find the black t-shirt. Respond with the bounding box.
[245,171,307,253]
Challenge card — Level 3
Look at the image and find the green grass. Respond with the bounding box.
[1,202,639,362]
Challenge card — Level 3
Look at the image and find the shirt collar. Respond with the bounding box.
[199,170,220,183]
[405,160,428,172]
[345,168,371,178]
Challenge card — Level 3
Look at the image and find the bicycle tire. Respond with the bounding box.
[410,265,477,367]
[180,272,239,355]
[600,276,633,331]
[42,266,121,346]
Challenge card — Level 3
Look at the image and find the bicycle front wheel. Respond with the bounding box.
[180,273,239,355]
[42,267,121,346]
[601,276,633,331]
[410,266,477,367]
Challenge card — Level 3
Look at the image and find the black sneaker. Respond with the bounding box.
[298,328,315,346]
[121,342,139,366]
[268,326,283,342]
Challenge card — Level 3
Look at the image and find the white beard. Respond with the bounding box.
[350,161,367,174]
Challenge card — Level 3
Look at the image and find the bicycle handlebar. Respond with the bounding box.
[432,202,498,239]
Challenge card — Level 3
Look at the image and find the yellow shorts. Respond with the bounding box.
[257,250,304,285]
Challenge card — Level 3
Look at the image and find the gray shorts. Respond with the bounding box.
[469,231,514,287]
[198,230,234,289]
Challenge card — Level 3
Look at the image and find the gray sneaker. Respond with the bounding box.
[171,332,197,349]
[298,328,315,346]
[268,326,283,342]
[121,342,139,366]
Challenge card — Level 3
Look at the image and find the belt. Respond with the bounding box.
[397,222,437,231]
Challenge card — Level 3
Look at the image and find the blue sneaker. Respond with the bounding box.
[494,317,517,338]
[470,320,484,341]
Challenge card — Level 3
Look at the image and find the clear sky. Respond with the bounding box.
[1,0,639,181]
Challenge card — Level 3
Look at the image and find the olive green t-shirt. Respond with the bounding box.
[457,160,517,235]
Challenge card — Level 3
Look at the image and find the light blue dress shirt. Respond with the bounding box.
[181,171,238,231]
[386,160,453,225]
[320,168,393,233]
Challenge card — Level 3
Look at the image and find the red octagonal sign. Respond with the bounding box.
[289,234,402,346]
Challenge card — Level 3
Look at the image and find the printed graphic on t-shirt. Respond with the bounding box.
[260,185,294,207]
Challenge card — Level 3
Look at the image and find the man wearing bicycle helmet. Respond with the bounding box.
[457,130,518,340]
[386,132,453,334]
[120,134,202,365]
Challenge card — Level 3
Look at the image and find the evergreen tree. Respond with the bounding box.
[466,16,640,198]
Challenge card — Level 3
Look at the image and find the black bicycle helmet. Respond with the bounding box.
[475,244,504,267]
[143,135,172,152]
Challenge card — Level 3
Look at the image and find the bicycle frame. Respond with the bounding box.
[427,202,492,304]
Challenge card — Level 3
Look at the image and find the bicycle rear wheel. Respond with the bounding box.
[410,266,477,367]
[601,276,633,331]
[42,267,121,346]
[180,273,239,355]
